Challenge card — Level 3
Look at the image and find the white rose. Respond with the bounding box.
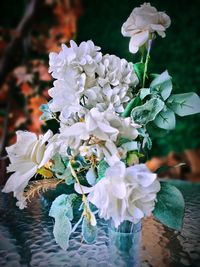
[2,130,56,208]
[121,3,171,53]
[75,161,160,227]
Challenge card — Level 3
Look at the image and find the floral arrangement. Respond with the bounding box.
[2,3,200,250]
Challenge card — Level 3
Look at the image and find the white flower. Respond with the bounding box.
[2,130,56,208]
[49,40,102,79]
[48,79,84,121]
[97,54,138,88]
[122,3,171,53]
[59,108,139,165]
[75,161,160,227]
[48,40,102,123]
[87,54,138,113]
[49,44,76,80]
[69,40,102,77]
[48,41,139,122]
[59,108,119,143]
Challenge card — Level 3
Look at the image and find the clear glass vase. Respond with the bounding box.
[108,220,141,267]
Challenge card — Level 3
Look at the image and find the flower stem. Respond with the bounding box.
[69,161,90,215]
[142,39,152,88]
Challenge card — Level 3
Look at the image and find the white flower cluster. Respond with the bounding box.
[48,40,138,123]
[2,4,163,228]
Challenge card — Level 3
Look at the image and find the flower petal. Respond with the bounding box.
[129,31,149,53]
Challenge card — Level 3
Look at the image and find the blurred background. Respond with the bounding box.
[0,0,200,184]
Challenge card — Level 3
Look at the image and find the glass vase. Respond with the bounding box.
[108,220,141,267]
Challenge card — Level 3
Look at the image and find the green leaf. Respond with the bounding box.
[122,96,141,118]
[82,217,97,244]
[154,108,176,130]
[49,194,76,250]
[40,103,54,121]
[140,88,150,100]
[49,194,76,221]
[37,166,53,178]
[150,70,172,100]
[51,153,66,175]
[53,213,72,250]
[153,182,185,231]
[133,62,145,84]
[55,167,74,185]
[97,160,109,181]
[167,93,200,116]
[131,98,164,125]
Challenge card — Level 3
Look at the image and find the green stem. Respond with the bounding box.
[69,161,90,216]
[142,40,152,88]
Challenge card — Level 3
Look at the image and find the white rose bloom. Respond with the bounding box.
[121,3,171,53]
[2,130,56,208]
[75,161,160,227]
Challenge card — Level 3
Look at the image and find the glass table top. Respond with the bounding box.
[0,180,200,267]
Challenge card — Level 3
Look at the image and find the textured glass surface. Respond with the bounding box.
[0,180,200,267]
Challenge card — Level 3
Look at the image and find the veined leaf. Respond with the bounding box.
[131,98,164,125]
[154,108,176,130]
[150,70,172,100]
[153,182,185,231]
[167,93,200,116]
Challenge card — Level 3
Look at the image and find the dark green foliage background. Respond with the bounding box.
[77,0,200,156]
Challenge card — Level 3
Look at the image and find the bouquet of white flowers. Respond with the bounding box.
[2,3,200,250]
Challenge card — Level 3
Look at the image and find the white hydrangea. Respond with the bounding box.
[49,40,102,80]
[48,41,138,123]
[75,161,160,227]
[97,54,138,88]
[2,130,56,209]
[48,40,102,122]
[86,54,138,113]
